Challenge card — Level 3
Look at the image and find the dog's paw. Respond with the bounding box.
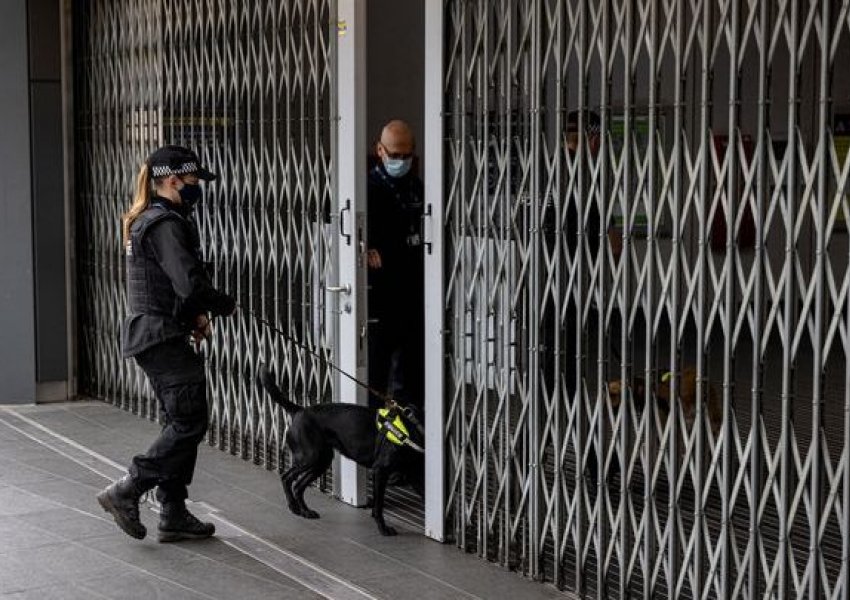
[287,504,302,516]
[378,524,397,536]
[301,508,320,519]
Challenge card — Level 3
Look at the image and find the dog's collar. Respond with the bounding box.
[376,408,424,453]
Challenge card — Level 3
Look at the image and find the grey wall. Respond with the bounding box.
[0,0,69,403]
[0,0,36,403]
[29,0,68,387]
[367,0,425,169]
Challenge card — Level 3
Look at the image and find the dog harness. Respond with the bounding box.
[376,408,424,452]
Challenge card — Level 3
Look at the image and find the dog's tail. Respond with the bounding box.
[257,365,303,415]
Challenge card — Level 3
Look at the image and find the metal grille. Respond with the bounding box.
[74,1,336,474]
[443,1,850,598]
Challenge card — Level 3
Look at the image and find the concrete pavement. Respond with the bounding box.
[0,401,568,599]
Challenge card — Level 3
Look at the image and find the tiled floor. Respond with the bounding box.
[0,401,568,599]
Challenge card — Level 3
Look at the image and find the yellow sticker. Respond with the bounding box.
[337,20,347,37]
[661,371,673,383]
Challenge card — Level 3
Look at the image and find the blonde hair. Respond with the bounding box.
[123,164,154,246]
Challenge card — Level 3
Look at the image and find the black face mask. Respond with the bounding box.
[178,182,203,207]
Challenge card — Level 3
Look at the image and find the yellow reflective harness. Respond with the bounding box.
[376,408,424,452]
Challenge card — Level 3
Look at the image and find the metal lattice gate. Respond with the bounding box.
[443,0,850,598]
[74,1,336,476]
[72,0,850,597]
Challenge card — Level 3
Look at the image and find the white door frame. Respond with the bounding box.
[334,0,369,507]
[334,0,446,538]
[423,0,445,543]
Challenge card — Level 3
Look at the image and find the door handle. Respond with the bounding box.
[326,284,352,295]
[340,198,352,245]
[422,203,433,254]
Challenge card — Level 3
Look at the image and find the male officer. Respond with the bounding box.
[366,120,424,410]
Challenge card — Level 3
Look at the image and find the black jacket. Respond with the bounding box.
[367,164,424,325]
[121,197,234,358]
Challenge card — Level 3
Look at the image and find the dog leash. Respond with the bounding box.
[238,305,395,404]
[235,305,426,448]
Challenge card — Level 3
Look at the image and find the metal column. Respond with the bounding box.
[335,0,369,508]
[424,0,447,543]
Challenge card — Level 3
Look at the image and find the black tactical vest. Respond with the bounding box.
[121,200,208,358]
[125,201,200,321]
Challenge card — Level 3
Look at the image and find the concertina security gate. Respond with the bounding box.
[73,1,337,481]
[443,0,850,599]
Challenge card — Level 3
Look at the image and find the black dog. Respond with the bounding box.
[258,366,424,536]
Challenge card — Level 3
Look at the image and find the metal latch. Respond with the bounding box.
[326,284,352,295]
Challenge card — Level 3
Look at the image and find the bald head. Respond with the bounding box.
[378,120,415,157]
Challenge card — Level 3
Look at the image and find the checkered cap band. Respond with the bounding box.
[150,161,199,178]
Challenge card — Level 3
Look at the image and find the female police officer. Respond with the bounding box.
[97,145,236,542]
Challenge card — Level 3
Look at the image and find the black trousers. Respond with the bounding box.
[129,337,208,507]
[368,309,424,410]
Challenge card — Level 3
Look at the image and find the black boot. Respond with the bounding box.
[158,503,215,543]
[96,475,147,540]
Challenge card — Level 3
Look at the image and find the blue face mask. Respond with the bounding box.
[383,156,413,179]
[179,182,203,207]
